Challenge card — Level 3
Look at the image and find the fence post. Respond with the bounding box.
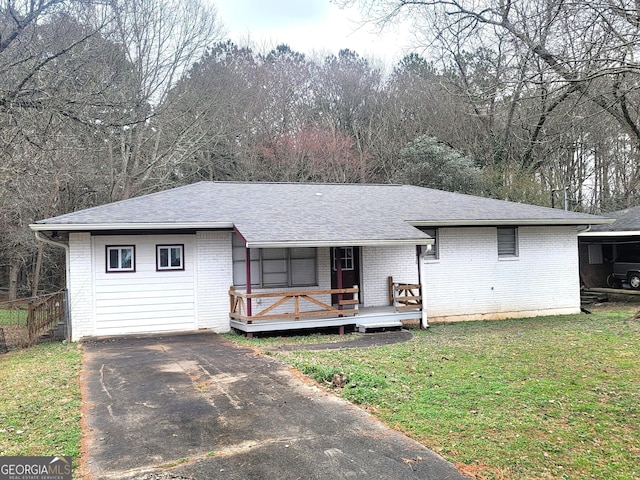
[27,299,36,343]
[0,328,7,354]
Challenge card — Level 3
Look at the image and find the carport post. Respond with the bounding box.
[245,246,252,317]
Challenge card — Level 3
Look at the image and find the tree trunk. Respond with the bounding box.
[32,242,44,297]
[8,258,19,301]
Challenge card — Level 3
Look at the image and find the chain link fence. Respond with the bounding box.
[0,291,67,352]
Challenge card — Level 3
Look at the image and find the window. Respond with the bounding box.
[106,245,135,272]
[157,245,184,271]
[418,228,438,259]
[588,244,603,265]
[333,247,355,271]
[232,234,317,287]
[497,227,518,257]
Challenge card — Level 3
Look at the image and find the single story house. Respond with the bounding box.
[30,182,609,341]
[579,205,640,288]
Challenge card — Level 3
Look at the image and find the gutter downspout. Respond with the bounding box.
[34,232,71,342]
[418,249,429,329]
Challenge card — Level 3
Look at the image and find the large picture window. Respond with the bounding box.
[497,227,518,258]
[232,235,317,287]
[157,245,184,271]
[106,245,135,272]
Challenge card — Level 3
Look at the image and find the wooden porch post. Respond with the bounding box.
[336,247,343,310]
[334,246,345,330]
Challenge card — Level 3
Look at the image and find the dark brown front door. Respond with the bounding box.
[331,246,361,304]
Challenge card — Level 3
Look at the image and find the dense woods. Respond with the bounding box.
[2,0,640,297]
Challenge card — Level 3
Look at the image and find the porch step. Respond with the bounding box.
[580,289,609,305]
[356,320,402,333]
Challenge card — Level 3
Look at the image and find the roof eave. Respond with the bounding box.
[29,222,235,232]
[246,239,434,248]
[579,230,640,237]
[409,218,613,227]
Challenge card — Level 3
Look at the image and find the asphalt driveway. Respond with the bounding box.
[81,332,470,479]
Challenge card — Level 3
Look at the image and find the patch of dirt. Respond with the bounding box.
[133,474,194,480]
[456,462,509,480]
[586,301,640,314]
[1,325,30,350]
[265,330,413,352]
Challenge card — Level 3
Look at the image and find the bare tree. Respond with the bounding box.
[340,0,640,209]
[99,0,223,200]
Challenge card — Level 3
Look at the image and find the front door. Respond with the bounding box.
[331,246,361,304]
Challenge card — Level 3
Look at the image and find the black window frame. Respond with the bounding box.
[156,244,185,271]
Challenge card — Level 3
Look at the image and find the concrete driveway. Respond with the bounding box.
[81,332,470,480]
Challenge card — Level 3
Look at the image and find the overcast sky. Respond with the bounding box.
[212,0,414,66]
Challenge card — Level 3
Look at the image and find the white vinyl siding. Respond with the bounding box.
[92,235,196,336]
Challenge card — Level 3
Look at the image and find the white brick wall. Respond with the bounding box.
[196,231,233,332]
[361,245,418,306]
[423,226,581,321]
[66,226,580,339]
[68,232,93,340]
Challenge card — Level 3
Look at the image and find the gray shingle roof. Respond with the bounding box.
[32,182,610,246]
[584,205,640,233]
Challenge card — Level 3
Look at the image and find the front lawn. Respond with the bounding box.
[241,310,640,479]
[0,342,82,464]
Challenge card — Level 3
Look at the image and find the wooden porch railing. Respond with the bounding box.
[392,283,422,312]
[27,291,66,343]
[229,287,359,323]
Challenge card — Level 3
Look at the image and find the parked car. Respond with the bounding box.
[609,256,640,289]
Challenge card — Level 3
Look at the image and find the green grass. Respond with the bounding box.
[0,342,82,464]
[0,308,28,326]
[250,311,640,479]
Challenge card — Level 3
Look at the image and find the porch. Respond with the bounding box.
[229,283,424,337]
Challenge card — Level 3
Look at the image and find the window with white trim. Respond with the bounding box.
[232,234,317,287]
[333,247,355,270]
[106,245,135,272]
[497,227,518,257]
[157,244,184,271]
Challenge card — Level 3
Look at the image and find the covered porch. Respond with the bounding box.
[230,216,433,338]
[229,283,424,337]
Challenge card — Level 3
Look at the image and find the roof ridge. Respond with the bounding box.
[208,181,403,187]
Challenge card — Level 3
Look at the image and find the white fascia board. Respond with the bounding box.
[408,218,613,227]
[578,230,640,237]
[29,222,235,231]
[246,238,434,248]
